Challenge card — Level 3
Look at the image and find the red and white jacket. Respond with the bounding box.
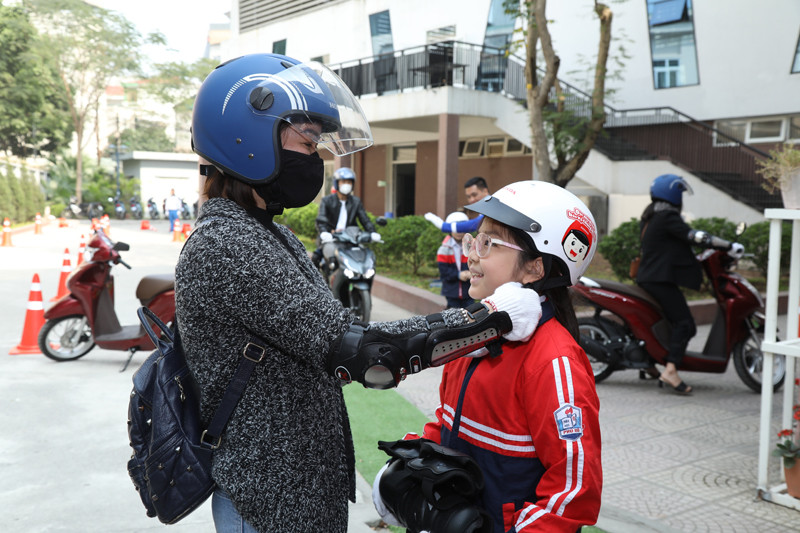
[421,310,602,532]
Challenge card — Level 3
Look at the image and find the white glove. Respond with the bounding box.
[372,463,403,527]
[371,232,382,242]
[728,242,744,259]
[481,282,542,342]
[424,212,444,230]
[320,231,333,243]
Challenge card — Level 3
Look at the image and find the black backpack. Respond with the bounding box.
[127,306,266,524]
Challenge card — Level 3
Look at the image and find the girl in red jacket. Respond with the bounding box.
[375,181,603,533]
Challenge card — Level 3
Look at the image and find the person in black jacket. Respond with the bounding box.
[313,167,380,270]
[636,174,743,395]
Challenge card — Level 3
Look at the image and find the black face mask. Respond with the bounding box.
[256,149,324,212]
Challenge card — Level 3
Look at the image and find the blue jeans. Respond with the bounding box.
[212,489,258,533]
[168,210,179,231]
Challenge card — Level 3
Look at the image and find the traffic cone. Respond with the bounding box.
[101,214,110,236]
[1,218,12,247]
[140,219,151,230]
[58,217,68,228]
[77,235,86,266]
[34,213,43,234]
[182,223,192,239]
[91,218,100,231]
[50,248,72,302]
[9,274,45,355]
[172,217,184,242]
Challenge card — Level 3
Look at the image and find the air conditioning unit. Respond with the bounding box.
[461,138,484,157]
[486,138,505,158]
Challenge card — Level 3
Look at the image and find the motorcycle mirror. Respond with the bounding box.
[375,216,388,227]
[735,222,747,236]
[113,242,130,252]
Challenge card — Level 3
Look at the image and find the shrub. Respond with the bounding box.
[378,215,442,274]
[276,203,319,240]
[738,220,791,277]
[596,218,641,281]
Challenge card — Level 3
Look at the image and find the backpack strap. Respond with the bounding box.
[199,333,266,449]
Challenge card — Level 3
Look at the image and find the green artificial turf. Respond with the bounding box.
[342,385,431,484]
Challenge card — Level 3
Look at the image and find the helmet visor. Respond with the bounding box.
[674,178,694,196]
[272,61,373,156]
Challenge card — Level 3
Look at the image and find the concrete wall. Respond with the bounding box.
[121,152,200,213]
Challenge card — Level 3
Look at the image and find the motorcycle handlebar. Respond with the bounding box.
[118,258,132,269]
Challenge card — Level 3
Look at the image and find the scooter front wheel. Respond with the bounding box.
[733,330,785,393]
[38,315,95,361]
[578,317,616,383]
[349,288,372,322]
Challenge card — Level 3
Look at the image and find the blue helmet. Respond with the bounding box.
[333,167,356,191]
[191,54,373,185]
[650,174,693,206]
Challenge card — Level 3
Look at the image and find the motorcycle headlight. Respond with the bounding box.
[365,268,375,279]
[343,269,356,279]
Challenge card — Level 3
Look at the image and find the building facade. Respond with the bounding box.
[216,0,800,232]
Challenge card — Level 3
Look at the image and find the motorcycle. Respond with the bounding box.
[62,197,103,219]
[180,198,193,220]
[129,197,143,220]
[38,227,176,371]
[572,240,786,393]
[319,219,386,322]
[147,197,160,220]
[111,196,126,220]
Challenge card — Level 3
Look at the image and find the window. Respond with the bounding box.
[460,139,484,157]
[483,0,515,50]
[789,116,800,141]
[272,39,286,55]
[713,119,746,147]
[646,0,699,89]
[749,120,785,142]
[486,137,505,157]
[505,138,525,155]
[793,33,800,73]
[310,54,329,65]
[369,10,394,55]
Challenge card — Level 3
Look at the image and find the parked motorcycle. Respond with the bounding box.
[38,227,176,371]
[129,196,143,220]
[62,197,103,219]
[319,219,386,322]
[572,239,785,393]
[180,198,193,220]
[111,196,126,220]
[147,197,160,220]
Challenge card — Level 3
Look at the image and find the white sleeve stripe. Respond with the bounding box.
[562,356,575,404]
[443,404,533,443]
[516,506,548,530]
[546,439,574,513]
[456,425,536,453]
[552,358,565,404]
[557,439,585,515]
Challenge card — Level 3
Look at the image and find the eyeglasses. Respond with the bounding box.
[462,232,524,258]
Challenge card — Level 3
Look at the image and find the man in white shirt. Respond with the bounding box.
[164,189,182,231]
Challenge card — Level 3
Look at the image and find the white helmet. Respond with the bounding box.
[465,181,597,288]
[445,211,469,224]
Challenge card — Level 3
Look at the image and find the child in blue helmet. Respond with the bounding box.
[178,53,542,533]
[437,211,473,309]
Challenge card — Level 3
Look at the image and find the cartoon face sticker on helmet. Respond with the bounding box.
[562,208,595,270]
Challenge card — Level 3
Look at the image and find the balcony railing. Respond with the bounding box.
[329,41,780,211]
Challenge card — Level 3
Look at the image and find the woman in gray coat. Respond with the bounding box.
[179,53,539,533]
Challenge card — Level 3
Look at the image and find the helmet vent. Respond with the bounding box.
[530,222,541,232]
[249,87,274,111]
[280,60,294,69]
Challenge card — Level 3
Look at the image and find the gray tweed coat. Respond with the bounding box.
[175,198,466,533]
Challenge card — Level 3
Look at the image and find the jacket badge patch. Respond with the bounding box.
[553,403,583,441]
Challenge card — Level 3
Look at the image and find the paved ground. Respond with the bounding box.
[2,218,799,532]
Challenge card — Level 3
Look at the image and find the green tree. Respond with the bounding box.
[27,0,162,203]
[112,120,173,152]
[0,163,15,221]
[20,165,46,220]
[509,0,618,187]
[0,4,71,157]
[5,161,24,222]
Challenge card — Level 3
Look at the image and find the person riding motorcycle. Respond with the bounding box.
[636,174,744,395]
[178,52,540,533]
[312,167,380,271]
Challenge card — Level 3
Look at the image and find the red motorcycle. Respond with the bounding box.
[38,228,175,370]
[571,245,786,392]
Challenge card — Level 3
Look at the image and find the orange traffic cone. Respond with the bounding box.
[101,214,110,236]
[9,273,45,355]
[58,217,69,228]
[50,248,72,302]
[140,219,151,230]
[182,223,192,239]
[91,218,100,231]
[1,218,12,247]
[34,213,43,234]
[77,235,86,266]
[172,217,184,242]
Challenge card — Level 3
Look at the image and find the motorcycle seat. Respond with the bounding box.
[136,274,175,304]
[583,277,664,313]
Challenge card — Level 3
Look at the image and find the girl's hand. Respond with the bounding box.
[482,282,542,342]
